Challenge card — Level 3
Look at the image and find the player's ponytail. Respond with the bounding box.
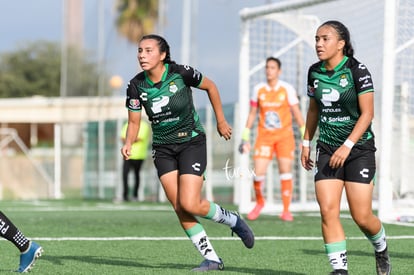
[140,34,176,64]
[320,20,354,57]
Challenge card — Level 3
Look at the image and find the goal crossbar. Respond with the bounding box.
[240,0,337,21]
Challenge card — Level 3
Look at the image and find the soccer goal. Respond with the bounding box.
[235,0,414,222]
[0,128,52,199]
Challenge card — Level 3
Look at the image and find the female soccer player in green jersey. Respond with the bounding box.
[300,21,391,275]
[121,34,254,271]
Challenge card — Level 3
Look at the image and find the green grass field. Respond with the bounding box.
[0,199,412,274]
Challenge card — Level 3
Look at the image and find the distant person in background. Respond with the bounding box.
[301,20,390,275]
[239,57,305,222]
[121,34,254,271]
[120,119,151,202]
[0,211,42,272]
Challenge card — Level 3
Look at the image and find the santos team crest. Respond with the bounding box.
[339,75,349,87]
[169,82,178,93]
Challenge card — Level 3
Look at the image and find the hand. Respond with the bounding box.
[217,120,232,140]
[238,141,251,154]
[121,144,131,160]
[329,145,351,169]
[238,142,244,154]
[300,146,313,171]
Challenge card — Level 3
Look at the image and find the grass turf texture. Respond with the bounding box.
[0,199,412,274]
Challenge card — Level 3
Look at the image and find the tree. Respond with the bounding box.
[115,0,158,44]
[0,41,60,97]
[0,41,107,98]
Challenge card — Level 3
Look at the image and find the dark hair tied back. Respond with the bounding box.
[321,20,354,57]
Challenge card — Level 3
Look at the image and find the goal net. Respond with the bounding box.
[236,0,414,222]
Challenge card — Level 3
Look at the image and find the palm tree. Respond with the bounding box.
[115,0,159,44]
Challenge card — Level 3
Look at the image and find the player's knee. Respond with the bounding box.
[352,212,373,229]
[178,198,198,214]
[319,204,340,222]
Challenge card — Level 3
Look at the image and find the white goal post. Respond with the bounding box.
[235,0,414,222]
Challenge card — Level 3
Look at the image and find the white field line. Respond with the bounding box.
[2,206,173,212]
[1,235,412,241]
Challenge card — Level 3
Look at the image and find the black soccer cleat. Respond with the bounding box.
[231,214,255,248]
[375,247,391,275]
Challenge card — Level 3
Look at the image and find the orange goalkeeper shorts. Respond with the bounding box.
[253,132,295,160]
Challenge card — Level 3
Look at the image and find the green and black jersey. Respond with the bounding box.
[307,56,375,147]
[126,63,205,145]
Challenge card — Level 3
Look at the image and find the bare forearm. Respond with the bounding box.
[244,107,257,129]
[125,112,141,145]
[305,113,318,140]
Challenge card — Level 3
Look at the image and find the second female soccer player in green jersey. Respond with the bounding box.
[300,21,390,275]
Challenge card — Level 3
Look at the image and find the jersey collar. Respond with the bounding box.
[145,63,169,86]
[265,80,281,91]
[320,56,348,72]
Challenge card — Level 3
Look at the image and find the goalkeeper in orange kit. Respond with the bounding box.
[239,57,305,221]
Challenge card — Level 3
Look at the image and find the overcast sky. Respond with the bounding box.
[0,0,273,105]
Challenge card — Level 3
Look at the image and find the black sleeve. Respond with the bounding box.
[173,64,203,87]
[307,63,319,97]
[125,79,142,112]
[351,59,374,94]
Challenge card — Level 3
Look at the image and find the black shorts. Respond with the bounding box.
[314,139,376,184]
[152,134,207,178]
